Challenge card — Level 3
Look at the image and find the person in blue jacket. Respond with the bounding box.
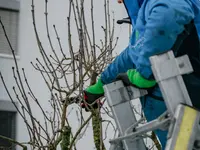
[81,0,200,149]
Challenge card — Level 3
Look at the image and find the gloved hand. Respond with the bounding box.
[117,69,156,89]
[81,79,104,111]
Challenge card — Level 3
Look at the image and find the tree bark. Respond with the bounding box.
[60,126,71,150]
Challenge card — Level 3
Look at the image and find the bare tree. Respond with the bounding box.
[0,0,118,149]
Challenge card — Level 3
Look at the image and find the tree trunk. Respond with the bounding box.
[60,126,71,150]
[92,110,105,150]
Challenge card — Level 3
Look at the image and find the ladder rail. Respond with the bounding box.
[104,81,147,150]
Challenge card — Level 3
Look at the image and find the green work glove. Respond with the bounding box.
[117,69,156,89]
[81,79,104,111]
[85,78,104,94]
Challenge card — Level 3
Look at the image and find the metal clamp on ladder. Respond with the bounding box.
[104,50,200,150]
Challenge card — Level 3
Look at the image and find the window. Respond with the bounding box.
[0,111,16,150]
[0,0,20,55]
[0,100,17,150]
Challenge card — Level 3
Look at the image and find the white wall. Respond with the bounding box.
[0,0,130,149]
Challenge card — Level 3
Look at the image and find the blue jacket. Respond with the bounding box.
[101,1,200,148]
[101,0,200,83]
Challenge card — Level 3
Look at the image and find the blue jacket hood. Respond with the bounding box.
[123,0,144,24]
[124,0,200,39]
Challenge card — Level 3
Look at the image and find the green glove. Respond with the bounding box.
[85,78,104,94]
[127,69,156,88]
[81,79,104,111]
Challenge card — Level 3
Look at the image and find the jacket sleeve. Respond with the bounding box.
[101,45,137,84]
[135,0,195,79]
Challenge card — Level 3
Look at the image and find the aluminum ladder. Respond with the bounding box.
[104,51,200,150]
